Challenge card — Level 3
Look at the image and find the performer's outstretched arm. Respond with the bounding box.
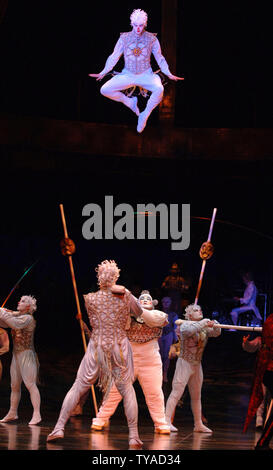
[0,308,33,329]
[89,36,124,81]
[152,38,184,81]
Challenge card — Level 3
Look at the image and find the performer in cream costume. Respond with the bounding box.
[0,295,41,425]
[91,290,170,434]
[89,9,183,133]
[165,304,221,433]
[47,260,143,448]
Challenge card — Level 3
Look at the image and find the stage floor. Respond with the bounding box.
[0,331,272,455]
[0,414,265,451]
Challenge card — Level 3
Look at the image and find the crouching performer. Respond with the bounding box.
[0,295,41,425]
[91,290,170,434]
[165,303,221,433]
[47,260,143,448]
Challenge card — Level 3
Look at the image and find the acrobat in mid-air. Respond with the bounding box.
[89,9,183,133]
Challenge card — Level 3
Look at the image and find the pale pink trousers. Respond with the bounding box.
[50,338,140,441]
[93,339,169,430]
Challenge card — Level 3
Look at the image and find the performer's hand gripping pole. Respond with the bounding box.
[194,208,217,305]
[59,204,98,415]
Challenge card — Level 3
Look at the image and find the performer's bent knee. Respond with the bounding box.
[100,84,111,97]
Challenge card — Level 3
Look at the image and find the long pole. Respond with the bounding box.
[176,319,262,332]
[194,208,217,304]
[59,204,98,415]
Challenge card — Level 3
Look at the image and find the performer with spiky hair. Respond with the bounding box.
[47,260,143,448]
[165,303,221,433]
[91,290,170,434]
[89,8,183,133]
[0,295,41,425]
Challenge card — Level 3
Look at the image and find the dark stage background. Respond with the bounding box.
[0,0,272,360]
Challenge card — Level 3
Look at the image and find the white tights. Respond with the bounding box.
[100,68,164,121]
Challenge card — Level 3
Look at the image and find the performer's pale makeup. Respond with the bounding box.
[139,295,153,310]
[189,306,203,321]
[17,297,30,314]
[131,21,145,36]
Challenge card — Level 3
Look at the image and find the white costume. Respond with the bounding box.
[0,297,41,425]
[91,291,170,433]
[165,304,221,433]
[95,9,177,133]
[47,260,143,448]
[230,280,262,325]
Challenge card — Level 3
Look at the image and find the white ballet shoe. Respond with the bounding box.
[0,414,18,423]
[194,423,213,433]
[91,419,109,431]
[137,111,148,133]
[170,423,178,432]
[154,425,171,434]
[47,429,64,442]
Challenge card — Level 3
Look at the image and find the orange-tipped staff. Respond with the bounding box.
[194,208,217,305]
[59,204,98,415]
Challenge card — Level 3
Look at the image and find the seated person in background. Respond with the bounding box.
[230,271,262,326]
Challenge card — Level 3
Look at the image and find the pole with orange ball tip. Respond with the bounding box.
[59,204,98,415]
[194,208,217,305]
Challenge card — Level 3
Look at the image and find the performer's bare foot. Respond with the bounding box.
[194,423,213,433]
[129,437,143,449]
[47,429,64,442]
[137,111,148,133]
[28,413,42,425]
[0,413,18,423]
[128,96,140,116]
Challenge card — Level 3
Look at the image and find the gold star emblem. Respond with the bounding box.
[133,47,142,57]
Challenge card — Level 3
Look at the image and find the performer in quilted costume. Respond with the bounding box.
[91,290,170,434]
[47,260,143,448]
[0,296,41,425]
[243,313,273,450]
[165,304,221,433]
[89,9,183,133]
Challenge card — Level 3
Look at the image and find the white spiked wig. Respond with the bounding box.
[96,260,120,287]
[21,295,37,314]
[184,303,202,320]
[130,9,148,26]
